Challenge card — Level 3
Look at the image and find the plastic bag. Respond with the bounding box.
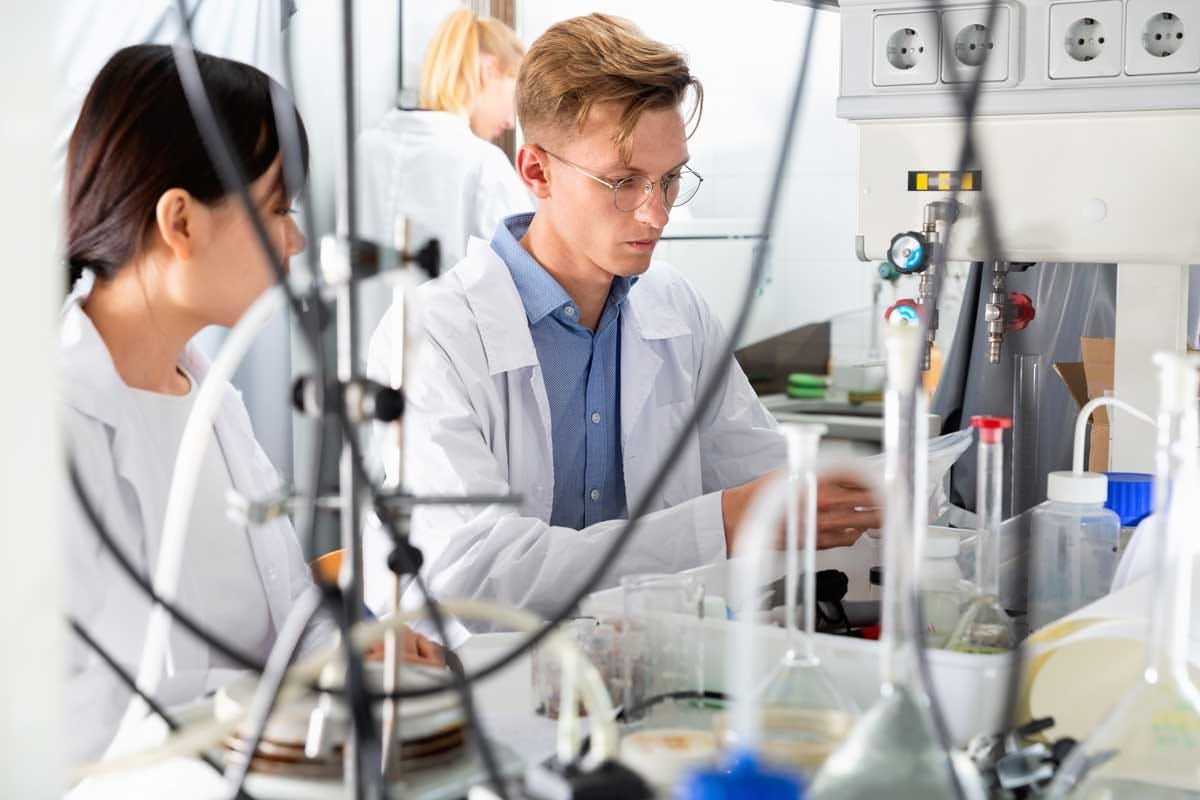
[861,427,974,538]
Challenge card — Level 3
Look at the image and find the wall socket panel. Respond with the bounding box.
[1125,0,1200,74]
[873,11,941,85]
[837,0,1200,120]
[1049,0,1124,78]
[941,6,1014,82]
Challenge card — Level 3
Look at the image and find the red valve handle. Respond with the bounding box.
[884,298,922,326]
[1007,292,1035,331]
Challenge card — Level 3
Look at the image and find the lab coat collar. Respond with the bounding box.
[59,275,226,432]
[381,108,472,137]
[457,236,694,377]
[459,237,542,376]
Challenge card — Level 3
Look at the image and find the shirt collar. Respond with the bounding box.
[491,213,638,326]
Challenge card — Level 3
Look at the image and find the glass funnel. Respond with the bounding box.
[808,325,963,800]
[1048,352,1200,798]
[947,415,1016,654]
[756,423,858,773]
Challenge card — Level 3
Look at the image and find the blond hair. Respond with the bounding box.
[516,14,703,161]
[419,9,524,115]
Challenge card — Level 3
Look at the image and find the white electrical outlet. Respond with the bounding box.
[873,11,940,86]
[1048,0,1124,78]
[941,6,1014,82]
[1125,0,1200,75]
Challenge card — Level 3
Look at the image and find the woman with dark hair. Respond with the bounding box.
[61,44,438,764]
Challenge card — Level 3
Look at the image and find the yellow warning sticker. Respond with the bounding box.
[908,170,982,192]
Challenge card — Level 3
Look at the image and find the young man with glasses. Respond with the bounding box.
[364,13,880,622]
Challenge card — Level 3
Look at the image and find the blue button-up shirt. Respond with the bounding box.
[491,213,632,529]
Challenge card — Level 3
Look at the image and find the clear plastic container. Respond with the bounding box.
[920,533,975,649]
[1028,471,1121,632]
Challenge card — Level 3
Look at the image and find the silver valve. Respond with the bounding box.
[984,262,1038,364]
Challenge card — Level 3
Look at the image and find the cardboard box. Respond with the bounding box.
[1054,337,1115,472]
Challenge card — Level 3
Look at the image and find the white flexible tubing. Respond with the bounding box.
[115,287,287,742]
[729,475,790,753]
[1072,396,1155,474]
[79,598,618,781]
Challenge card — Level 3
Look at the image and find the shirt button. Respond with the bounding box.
[564,305,576,317]
[590,489,600,501]
[591,412,601,424]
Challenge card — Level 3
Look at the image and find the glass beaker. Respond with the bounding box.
[1048,352,1200,798]
[621,573,706,726]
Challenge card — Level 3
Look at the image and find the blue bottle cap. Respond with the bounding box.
[1104,472,1153,526]
[679,751,804,800]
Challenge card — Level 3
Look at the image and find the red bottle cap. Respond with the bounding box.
[970,415,1013,445]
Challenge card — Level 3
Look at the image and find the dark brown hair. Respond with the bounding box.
[66,44,309,285]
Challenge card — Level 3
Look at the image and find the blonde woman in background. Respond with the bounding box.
[359,9,532,620]
[358,8,532,263]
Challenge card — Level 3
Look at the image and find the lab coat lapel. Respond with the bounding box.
[61,298,170,584]
[619,272,694,437]
[459,238,555,494]
[620,269,695,507]
[180,347,293,639]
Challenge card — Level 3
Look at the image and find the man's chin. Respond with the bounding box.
[612,249,655,277]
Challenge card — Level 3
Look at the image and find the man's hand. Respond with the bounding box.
[721,469,881,553]
[364,626,445,667]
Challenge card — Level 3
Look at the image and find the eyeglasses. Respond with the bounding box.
[541,148,703,213]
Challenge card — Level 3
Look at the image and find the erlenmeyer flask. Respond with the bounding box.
[756,423,858,773]
[1048,352,1200,798]
[808,326,964,800]
[947,416,1016,654]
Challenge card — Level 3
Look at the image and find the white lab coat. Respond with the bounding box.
[363,238,786,623]
[356,109,533,260]
[60,282,335,765]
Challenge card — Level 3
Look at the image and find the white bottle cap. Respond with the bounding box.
[1046,471,1108,504]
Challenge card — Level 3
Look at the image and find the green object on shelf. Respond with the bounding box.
[786,385,826,400]
[787,372,828,389]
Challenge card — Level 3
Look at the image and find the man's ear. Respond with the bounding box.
[154,188,199,261]
[515,144,552,200]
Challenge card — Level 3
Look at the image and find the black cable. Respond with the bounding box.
[224,589,324,799]
[167,1,510,793]
[67,618,258,800]
[894,1,1008,796]
[616,690,727,723]
[67,458,264,673]
[328,583,387,800]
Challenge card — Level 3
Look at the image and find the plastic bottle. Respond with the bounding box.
[1028,471,1121,632]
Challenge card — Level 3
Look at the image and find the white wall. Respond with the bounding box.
[1,0,63,794]
[517,1,880,347]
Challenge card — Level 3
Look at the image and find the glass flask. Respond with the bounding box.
[947,416,1017,654]
[756,423,858,773]
[808,325,964,799]
[1048,352,1200,798]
